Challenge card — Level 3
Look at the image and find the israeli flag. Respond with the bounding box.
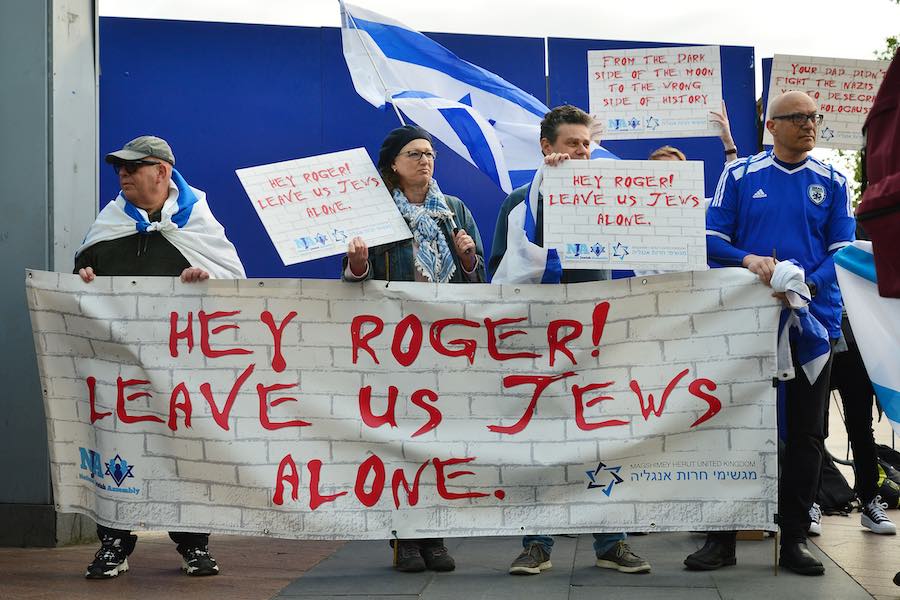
[491,167,562,284]
[770,259,832,383]
[340,2,614,192]
[835,241,900,436]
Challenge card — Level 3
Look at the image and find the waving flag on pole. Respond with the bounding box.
[835,241,900,436]
[340,2,617,192]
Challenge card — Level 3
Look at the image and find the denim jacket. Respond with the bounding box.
[343,194,486,283]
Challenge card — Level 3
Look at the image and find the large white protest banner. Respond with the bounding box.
[542,159,707,272]
[28,269,778,539]
[588,46,722,140]
[235,148,411,265]
[764,54,890,150]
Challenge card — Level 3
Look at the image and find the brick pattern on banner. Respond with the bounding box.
[234,148,411,266]
[542,160,707,272]
[27,269,779,539]
[588,45,722,140]
[764,55,890,151]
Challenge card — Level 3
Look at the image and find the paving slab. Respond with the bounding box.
[272,532,874,600]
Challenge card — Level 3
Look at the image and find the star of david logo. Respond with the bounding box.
[612,242,630,260]
[820,127,835,141]
[586,461,624,497]
[105,455,135,486]
[645,116,660,130]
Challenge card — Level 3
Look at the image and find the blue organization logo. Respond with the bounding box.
[105,455,135,486]
[586,461,624,497]
[78,448,140,495]
[807,184,826,205]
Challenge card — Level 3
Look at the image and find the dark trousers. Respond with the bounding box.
[830,319,879,504]
[778,343,835,542]
[97,524,209,556]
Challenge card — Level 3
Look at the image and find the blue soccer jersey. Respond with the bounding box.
[706,151,856,338]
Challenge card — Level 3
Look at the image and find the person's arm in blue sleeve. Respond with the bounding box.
[806,176,856,291]
[706,163,750,267]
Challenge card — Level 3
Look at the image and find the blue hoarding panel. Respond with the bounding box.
[100,18,545,278]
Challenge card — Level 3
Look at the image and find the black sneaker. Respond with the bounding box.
[808,502,822,537]
[394,541,426,572]
[419,540,455,571]
[509,542,552,575]
[596,541,651,573]
[178,546,220,576]
[861,495,897,535]
[85,536,129,579]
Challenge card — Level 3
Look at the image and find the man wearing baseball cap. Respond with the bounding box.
[76,135,244,579]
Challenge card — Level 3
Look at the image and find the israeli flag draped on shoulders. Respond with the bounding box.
[76,169,246,279]
[491,167,562,284]
[340,2,613,193]
[835,241,900,436]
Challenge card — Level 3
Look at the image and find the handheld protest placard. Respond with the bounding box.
[541,159,708,272]
[588,45,723,140]
[235,148,411,265]
[764,54,890,151]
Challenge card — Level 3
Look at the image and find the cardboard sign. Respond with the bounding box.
[588,46,723,140]
[764,54,890,150]
[541,159,707,271]
[235,148,411,265]
[28,269,778,538]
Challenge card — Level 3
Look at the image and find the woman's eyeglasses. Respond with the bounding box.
[401,150,437,161]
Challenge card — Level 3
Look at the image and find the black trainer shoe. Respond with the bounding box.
[85,536,129,579]
[596,541,651,573]
[808,503,822,536]
[779,541,824,576]
[394,541,426,572]
[861,495,897,535]
[684,531,737,570]
[509,542,552,575]
[178,545,220,576]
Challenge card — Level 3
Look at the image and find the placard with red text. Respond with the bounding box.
[764,54,890,150]
[235,148,411,265]
[541,159,707,271]
[588,46,722,140]
[27,269,778,538]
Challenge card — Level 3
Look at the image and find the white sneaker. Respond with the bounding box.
[861,495,897,535]
[808,502,822,536]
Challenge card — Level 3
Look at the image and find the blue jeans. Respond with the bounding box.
[522,533,626,557]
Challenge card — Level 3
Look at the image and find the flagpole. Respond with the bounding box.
[341,2,406,126]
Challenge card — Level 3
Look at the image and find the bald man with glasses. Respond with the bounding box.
[687,91,856,576]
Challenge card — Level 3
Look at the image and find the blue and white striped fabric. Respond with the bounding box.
[835,241,900,436]
[772,259,832,384]
[340,3,616,192]
[76,170,245,279]
[491,167,562,284]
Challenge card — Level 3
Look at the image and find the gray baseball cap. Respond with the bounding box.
[105,135,175,165]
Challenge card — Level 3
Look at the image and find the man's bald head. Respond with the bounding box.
[767,90,816,120]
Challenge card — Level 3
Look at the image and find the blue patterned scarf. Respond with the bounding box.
[392,179,456,283]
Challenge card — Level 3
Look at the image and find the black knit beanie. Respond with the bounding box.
[377,125,433,171]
